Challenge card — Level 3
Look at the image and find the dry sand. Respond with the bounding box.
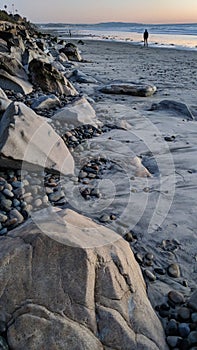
[70,40,197,305]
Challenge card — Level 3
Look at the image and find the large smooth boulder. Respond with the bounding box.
[0,102,74,175]
[52,96,100,129]
[59,43,82,62]
[29,58,78,96]
[0,208,168,350]
[100,82,157,97]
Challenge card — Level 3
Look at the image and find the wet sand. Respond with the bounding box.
[69,39,197,305]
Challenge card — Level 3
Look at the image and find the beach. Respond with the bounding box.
[69,39,197,301]
[0,18,197,348]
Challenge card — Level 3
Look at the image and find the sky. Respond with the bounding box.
[1,0,197,24]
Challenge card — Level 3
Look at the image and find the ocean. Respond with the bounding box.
[39,22,197,51]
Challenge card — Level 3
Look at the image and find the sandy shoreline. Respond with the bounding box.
[68,39,197,304]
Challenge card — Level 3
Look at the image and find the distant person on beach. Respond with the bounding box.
[143,29,149,46]
[69,29,71,37]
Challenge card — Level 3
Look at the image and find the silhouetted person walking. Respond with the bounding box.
[143,29,149,47]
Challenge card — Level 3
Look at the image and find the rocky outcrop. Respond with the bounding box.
[29,58,78,96]
[150,100,194,120]
[52,96,100,129]
[100,82,157,97]
[0,53,28,80]
[0,70,33,94]
[0,102,74,175]
[0,208,168,350]
[59,42,82,61]
[0,52,33,94]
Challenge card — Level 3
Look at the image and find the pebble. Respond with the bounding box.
[167,263,181,278]
[0,228,8,235]
[154,267,166,275]
[188,331,197,346]
[191,313,197,323]
[48,189,64,202]
[0,213,8,223]
[135,253,143,265]
[34,198,43,207]
[167,336,181,348]
[144,269,156,281]
[99,214,111,223]
[90,188,101,198]
[5,218,18,227]
[178,323,191,338]
[166,319,178,336]
[124,232,135,242]
[11,180,24,188]
[9,209,24,224]
[0,197,12,211]
[168,290,185,305]
[177,307,190,321]
[3,189,14,198]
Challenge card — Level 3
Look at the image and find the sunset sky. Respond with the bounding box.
[1,0,197,24]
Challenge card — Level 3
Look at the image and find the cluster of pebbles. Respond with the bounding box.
[157,290,197,349]
[4,88,71,118]
[62,124,102,151]
[123,234,197,349]
[0,169,69,235]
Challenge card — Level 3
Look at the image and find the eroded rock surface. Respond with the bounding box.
[0,208,168,350]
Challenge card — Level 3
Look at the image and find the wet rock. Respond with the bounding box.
[167,336,182,348]
[166,319,178,336]
[144,269,156,281]
[168,290,185,305]
[99,214,111,223]
[31,94,61,110]
[154,267,166,275]
[48,189,65,202]
[9,209,24,224]
[71,69,97,83]
[178,323,191,338]
[177,307,190,321]
[188,331,197,346]
[150,99,194,120]
[100,82,157,97]
[167,263,181,278]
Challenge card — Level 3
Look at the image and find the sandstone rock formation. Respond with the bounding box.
[0,208,168,350]
[59,42,82,61]
[29,58,78,96]
[0,102,74,175]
